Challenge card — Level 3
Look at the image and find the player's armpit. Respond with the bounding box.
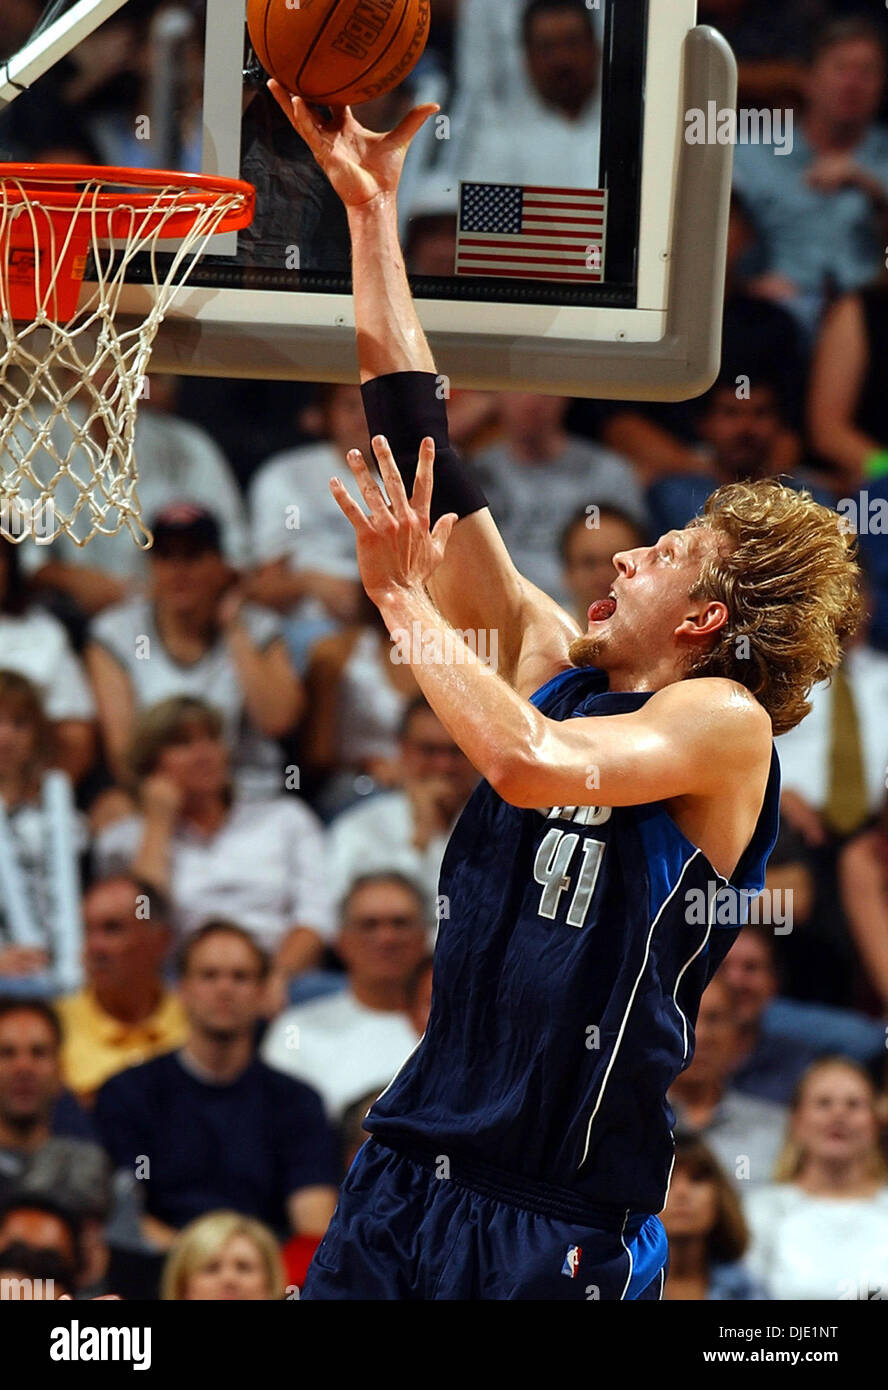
[494,677,772,809]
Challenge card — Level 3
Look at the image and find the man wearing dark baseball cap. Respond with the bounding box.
[85,500,304,801]
[150,502,224,556]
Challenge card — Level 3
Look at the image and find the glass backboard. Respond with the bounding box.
[0,0,737,398]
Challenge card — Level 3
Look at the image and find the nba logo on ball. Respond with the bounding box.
[561,1245,582,1278]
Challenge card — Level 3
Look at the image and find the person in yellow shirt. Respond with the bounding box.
[55,875,187,1103]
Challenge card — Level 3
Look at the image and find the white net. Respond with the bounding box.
[0,170,252,547]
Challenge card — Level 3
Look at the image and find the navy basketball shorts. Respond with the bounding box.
[302,1139,668,1301]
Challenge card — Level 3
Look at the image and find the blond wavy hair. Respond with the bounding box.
[684,480,863,735]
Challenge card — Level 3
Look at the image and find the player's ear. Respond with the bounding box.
[681,600,729,641]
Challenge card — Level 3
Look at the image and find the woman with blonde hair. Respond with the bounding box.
[162,1211,287,1301]
[743,1057,888,1300]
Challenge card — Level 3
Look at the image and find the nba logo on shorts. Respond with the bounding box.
[561,1245,582,1278]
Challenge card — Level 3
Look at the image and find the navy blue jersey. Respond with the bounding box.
[367,666,781,1217]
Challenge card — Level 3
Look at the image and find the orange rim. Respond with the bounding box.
[0,163,256,237]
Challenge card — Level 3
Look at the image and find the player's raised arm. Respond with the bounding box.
[268,84,582,696]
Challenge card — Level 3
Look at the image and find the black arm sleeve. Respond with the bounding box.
[361,371,489,525]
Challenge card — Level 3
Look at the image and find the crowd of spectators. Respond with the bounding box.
[1,0,888,1301]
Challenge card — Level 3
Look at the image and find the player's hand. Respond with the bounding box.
[329,436,457,605]
[267,80,438,209]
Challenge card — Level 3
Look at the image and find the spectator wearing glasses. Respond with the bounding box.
[300,591,420,818]
[86,503,303,803]
[326,698,479,905]
[262,874,429,1120]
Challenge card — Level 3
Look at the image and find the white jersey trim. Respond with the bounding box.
[577,849,702,1169]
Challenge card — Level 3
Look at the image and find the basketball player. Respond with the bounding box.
[269,85,862,1300]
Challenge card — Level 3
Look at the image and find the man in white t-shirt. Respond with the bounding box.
[262,873,429,1120]
[327,697,479,909]
[446,0,603,190]
[246,384,373,666]
[85,504,301,800]
[452,0,605,115]
[472,393,648,607]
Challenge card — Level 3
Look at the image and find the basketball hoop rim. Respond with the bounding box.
[0,163,255,234]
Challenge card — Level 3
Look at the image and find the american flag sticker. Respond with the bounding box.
[455,182,607,283]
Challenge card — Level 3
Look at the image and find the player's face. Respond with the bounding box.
[791,1065,878,1168]
[568,526,725,679]
[661,1166,718,1239]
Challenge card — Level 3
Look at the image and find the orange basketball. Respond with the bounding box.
[247,0,431,108]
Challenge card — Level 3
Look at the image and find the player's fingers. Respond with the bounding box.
[387,103,440,151]
[344,448,392,520]
[329,476,372,531]
[269,82,333,148]
[410,437,436,520]
[371,435,411,519]
[267,79,301,127]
